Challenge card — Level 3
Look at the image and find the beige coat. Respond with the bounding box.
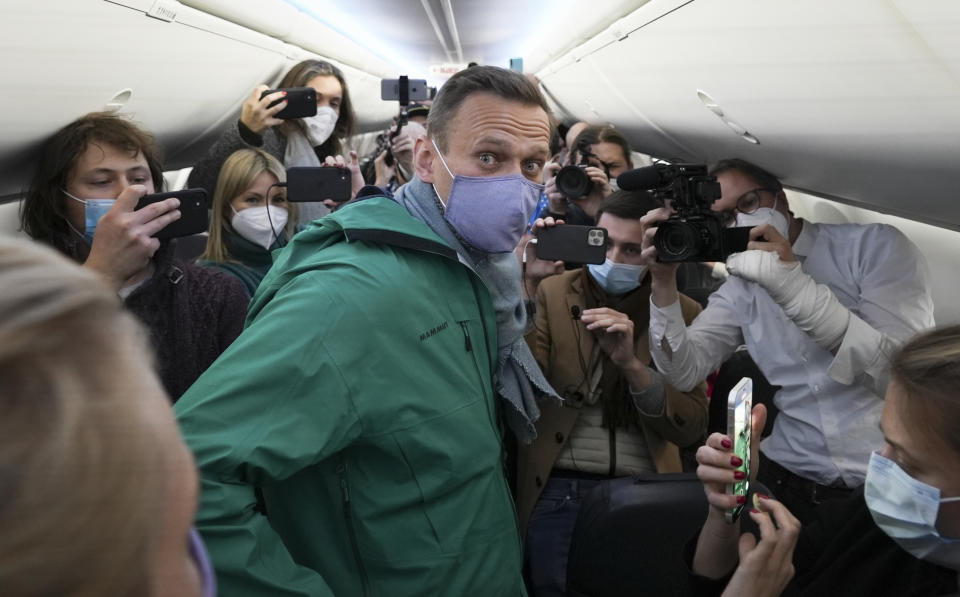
[516,269,707,537]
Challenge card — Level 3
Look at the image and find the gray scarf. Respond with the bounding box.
[394,176,559,443]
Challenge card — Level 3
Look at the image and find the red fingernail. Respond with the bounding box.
[757,494,771,500]
[282,91,288,95]
[736,495,746,504]
[734,471,746,480]
[730,456,743,467]
[750,508,761,514]
[720,438,732,449]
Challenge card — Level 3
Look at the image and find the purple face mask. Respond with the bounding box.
[188,528,217,597]
[432,139,544,253]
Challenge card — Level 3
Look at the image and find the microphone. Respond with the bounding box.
[616,165,666,191]
[570,305,581,320]
[617,163,710,191]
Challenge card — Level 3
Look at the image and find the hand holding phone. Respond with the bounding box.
[286,167,352,204]
[725,377,753,523]
[534,225,607,265]
[135,188,209,240]
[259,87,318,120]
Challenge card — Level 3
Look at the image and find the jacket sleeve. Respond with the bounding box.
[175,272,363,596]
[525,280,553,374]
[187,120,284,197]
[649,284,744,393]
[636,295,709,448]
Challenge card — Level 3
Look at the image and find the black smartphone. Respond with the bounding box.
[535,225,607,264]
[725,377,753,524]
[260,87,317,119]
[380,78,430,102]
[135,188,209,240]
[286,167,352,203]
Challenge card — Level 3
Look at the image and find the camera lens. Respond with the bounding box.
[654,221,700,262]
[556,165,592,199]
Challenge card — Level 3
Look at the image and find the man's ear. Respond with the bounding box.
[414,136,435,183]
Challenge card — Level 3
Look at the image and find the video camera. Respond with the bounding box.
[616,163,750,262]
[556,140,600,199]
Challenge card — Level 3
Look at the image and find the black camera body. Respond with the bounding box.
[630,163,751,263]
[556,142,596,199]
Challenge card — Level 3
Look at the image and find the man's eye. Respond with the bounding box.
[523,161,542,173]
[478,153,496,165]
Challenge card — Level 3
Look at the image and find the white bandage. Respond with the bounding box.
[726,250,851,351]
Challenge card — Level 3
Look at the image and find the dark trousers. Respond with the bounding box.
[758,451,857,525]
[524,476,603,597]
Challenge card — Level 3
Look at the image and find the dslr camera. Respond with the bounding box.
[618,163,750,263]
[555,141,598,199]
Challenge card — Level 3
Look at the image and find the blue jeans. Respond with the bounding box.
[524,476,602,597]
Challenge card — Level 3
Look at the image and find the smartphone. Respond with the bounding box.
[286,167,351,204]
[135,188,209,240]
[535,225,607,265]
[509,57,524,72]
[725,377,753,524]
[260,87,317,119]
[380,78,430,102]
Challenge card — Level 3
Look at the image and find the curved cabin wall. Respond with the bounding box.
[537,0,960,232]
[0,0,398,200]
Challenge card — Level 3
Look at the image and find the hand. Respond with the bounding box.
[720,496,799,597]
[84,185,181,289]
[582,165,612,199]
[638,206,681,306]
[390,132,415,175]
[240,85,286,136]
[745,224,795,263]
[518,216,565,297]
[373,149,395,187]
[581,307,642,371]
[695,404,767,519]
[543,163,566,213]
[321,152,363,210]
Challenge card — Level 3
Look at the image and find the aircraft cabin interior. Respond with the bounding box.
[2,1,960,596]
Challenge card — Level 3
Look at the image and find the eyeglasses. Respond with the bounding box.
[718,188,776,227]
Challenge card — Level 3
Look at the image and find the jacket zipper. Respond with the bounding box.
[338,457,371,597]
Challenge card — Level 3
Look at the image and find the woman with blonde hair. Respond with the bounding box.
[198,148,298,295]
[0,236,216,596]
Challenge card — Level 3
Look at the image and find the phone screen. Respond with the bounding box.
[725,377,753,523]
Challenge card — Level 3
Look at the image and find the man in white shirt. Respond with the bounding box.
[641,158,935,522]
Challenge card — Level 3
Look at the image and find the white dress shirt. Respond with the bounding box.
[649,221,934,486]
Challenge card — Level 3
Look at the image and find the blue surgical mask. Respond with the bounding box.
[63,189,114,245]
[865,451,960,570]
[587,258,647,295]
[188,528,217,597]
[432,139,543,253]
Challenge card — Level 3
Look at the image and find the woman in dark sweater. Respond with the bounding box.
[688,325,960,596]
[20,112,248,402]
[196,148,298,296]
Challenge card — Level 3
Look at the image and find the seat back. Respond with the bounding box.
[566,473,708,597]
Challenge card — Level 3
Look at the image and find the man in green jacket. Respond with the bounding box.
[175,66,558,596]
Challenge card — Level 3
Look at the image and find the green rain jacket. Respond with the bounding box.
[175,196,525,596]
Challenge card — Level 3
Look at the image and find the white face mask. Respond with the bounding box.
[865,451,960,570]
[230,205,288,250]
[587,257,647,295]
[734,197,790,239]
[303,106,338,147]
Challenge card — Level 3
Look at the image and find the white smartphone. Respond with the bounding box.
[725,377,753,524]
